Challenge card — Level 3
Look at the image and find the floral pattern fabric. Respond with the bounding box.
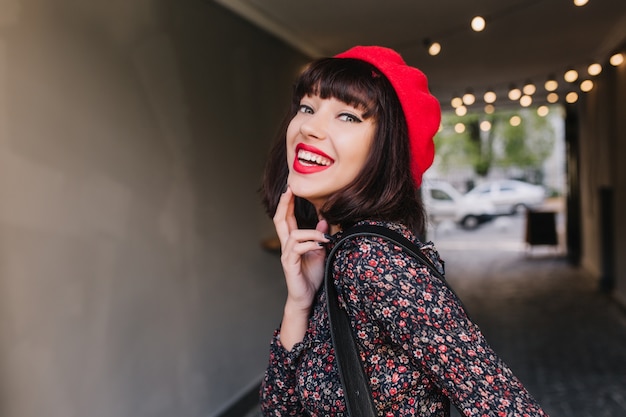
[261,220,547,417]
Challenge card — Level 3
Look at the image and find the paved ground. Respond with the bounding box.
[437,213,626,417]
[251,213,626,416]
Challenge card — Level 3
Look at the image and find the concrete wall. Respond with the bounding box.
[577,74,611,278]
[0,1,306,416]
[577,47,626,305]
[612,56,626,306]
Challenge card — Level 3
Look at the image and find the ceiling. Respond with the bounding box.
[215,0,626,110]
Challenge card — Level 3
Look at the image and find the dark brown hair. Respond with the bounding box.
[261,57,426,235]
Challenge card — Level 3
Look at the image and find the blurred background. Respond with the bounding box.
[1,1,625,416]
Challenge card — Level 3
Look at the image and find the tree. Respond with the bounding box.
[434,107,557,181]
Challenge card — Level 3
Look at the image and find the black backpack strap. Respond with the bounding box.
[325,224,466,416]
[325,229,378,417]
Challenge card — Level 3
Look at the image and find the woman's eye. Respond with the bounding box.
[298,105,314,114]
[339,113,362,123]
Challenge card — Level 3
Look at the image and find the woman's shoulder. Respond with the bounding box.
[332,219,430,252]
[330,220,444,274]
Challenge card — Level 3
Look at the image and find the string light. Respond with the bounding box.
[480,121,492,132]
[522,81,536,95]
[544,76,558,92]
[508,85,522,101]
[429,42,441,56]
[423,39,441,56]
[483,90,497,104]
[462,90,476,105]
[510,115,521,126]
[421,2,621,111]
[454,123,466,133]
[610,53,624,66]
[547,92,559,103]
[563,68,578,83]
[580,79,594,92]
[520,95,533,107]
[587,63,602,76]
[566,91,579,103]
[564,69,579,83]
[537,106,550,117]
[471,16,486,32]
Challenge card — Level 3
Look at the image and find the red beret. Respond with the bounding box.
[334,46,441,187]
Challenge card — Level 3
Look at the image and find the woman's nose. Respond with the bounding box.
[300,113,327,140]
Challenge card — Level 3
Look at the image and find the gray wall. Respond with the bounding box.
[0,1,307,416]
[577,49,626,305]
[615,58,626,306]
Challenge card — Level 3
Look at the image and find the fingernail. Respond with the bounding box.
[317,242,325,247]
[323,234,334,241]
[282,184,288,193]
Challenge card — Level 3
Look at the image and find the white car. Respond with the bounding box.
[422,180,495,229]
[464,179,545,215]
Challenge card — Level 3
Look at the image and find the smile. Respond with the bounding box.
[293,144,334,174]
[297,149,332,166]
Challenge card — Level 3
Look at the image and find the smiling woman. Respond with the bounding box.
[258,46,548,417]
[286,95,376,212]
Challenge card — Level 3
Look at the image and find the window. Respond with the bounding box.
[431,189,453,201]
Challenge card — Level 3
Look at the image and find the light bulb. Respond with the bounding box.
[423,39,442,57]
[428,42,441,56]
[471,16,486,32]
[566,91,579,103]
[610,53,624,66]
[484,90,497,104]
[462,91,476,106]
[545,79,558,92]
[587,63,602,76]
[564,69,579,83]
[522,82,536,95]
[508,87,522,101]
[537,106,549,117]
[580,80,594,92]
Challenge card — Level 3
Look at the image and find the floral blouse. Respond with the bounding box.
[260,220,547,417]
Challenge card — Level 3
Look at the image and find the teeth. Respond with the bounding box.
[297,149,331,166]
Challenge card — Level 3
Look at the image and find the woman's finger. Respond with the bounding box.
[273,187,294,246]
[284,188,299,235]
[315,219,330,235]
[280,229,329,268]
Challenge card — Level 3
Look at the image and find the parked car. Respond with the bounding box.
[464,179,545,215]
[422,180,495,229]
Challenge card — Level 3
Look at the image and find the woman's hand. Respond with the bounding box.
[273,186,329,350]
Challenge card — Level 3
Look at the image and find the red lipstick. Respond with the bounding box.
[293,143,334,174]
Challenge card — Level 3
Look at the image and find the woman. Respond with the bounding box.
[260,46,547,417]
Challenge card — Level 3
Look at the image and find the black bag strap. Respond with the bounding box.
[325,224,463,417]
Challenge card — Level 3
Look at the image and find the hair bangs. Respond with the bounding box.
[294,58,382,119]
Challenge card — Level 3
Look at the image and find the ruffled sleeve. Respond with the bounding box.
[259,329,307,416]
